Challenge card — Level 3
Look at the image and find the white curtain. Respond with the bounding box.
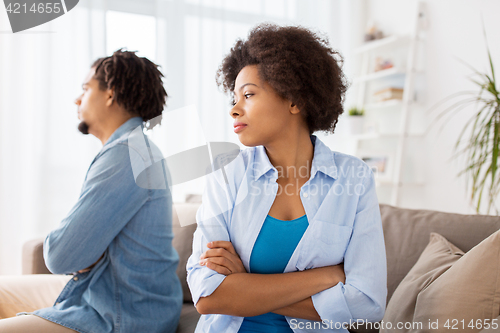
[0,0,352,274]
[0,0,107,274]
[150,0,355,202]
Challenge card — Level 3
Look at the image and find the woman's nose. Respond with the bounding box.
[229,106,240,118]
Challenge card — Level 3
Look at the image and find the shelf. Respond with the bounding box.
[350,2,425,207]
[364,99,403,109]
[352,67,406,84]
[354,35,410,54]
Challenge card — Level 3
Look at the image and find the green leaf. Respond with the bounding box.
[431,20,499,214]
[482,17,496,85]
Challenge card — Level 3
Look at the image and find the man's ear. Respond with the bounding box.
[289,102,300,115]
[105,88,115,107]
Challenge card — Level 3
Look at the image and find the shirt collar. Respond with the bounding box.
[104,117,144,147]
[252,134,338,182]
[309,135,338,180]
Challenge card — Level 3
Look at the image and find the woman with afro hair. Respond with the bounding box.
[187,24,387,333]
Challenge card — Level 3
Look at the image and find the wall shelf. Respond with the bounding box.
[364,99,404,109]
[349,1,426,206]
[353,35,411,54]
[353,67,406,83]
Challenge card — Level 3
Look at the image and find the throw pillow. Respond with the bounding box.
[381,232,464,332]
[382,230,500,333]
[412,230,500,332]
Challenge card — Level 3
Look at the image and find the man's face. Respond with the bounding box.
[75,68,110,135]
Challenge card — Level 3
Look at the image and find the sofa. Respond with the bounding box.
[22,202,500,333]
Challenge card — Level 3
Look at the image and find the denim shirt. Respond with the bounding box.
[33,117,183,333]
[186,135,387,333]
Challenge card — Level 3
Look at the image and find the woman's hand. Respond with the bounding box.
[199,241,247,275]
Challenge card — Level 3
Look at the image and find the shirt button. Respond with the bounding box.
[73,276,79,281]
[303,192,309,198]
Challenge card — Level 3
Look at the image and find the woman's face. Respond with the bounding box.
[230,65,297,147]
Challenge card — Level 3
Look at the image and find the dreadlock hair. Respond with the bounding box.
[92,49,167,130]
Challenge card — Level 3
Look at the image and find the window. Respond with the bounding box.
[106,10,156,60]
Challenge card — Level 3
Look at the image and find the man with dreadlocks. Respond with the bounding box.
[0,50,183,332]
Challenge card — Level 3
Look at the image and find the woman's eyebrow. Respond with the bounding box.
[238,83,258,91]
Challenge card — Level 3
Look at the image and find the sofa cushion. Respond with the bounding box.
[382,231,500,333]
[412,229,500,332]
[22,237,51,274]
[176,303,201,333]
[172,202,199,303]
[381,233,464,332]
[380,204,500,303]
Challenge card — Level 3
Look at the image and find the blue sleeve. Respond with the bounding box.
[186,165,235,306]
[43,144,150,274]
[311,168,387,323]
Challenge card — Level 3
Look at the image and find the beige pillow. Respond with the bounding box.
[381,232,464,332]
[413,230,500,332]
[382,231,500,333]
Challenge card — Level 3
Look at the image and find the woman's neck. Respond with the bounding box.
[264,131,314,181]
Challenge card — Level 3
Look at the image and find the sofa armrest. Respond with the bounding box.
[22,237,51,274]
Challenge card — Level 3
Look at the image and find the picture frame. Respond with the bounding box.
[355,149,394,183]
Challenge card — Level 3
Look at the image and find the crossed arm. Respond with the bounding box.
[44,146,149,274]
[195,241,345,321]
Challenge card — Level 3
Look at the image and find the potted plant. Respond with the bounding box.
[347,107,365,135]
[431,25,499,215]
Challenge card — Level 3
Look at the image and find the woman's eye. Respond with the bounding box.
[244,93,253,99]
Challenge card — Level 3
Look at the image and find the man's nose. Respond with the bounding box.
[75,96,81,105]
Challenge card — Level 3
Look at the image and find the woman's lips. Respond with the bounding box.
[234,124,247,133]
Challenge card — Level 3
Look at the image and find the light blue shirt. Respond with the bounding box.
[34,117,183,333]
[186,135,387,333]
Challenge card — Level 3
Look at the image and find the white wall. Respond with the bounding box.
[366,0,500,214]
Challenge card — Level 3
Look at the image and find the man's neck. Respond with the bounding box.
[93,114,137,145]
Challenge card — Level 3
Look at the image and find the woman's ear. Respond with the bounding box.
[289,102,300,115]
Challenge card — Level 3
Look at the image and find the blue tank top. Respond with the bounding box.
[238,214,309,333]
